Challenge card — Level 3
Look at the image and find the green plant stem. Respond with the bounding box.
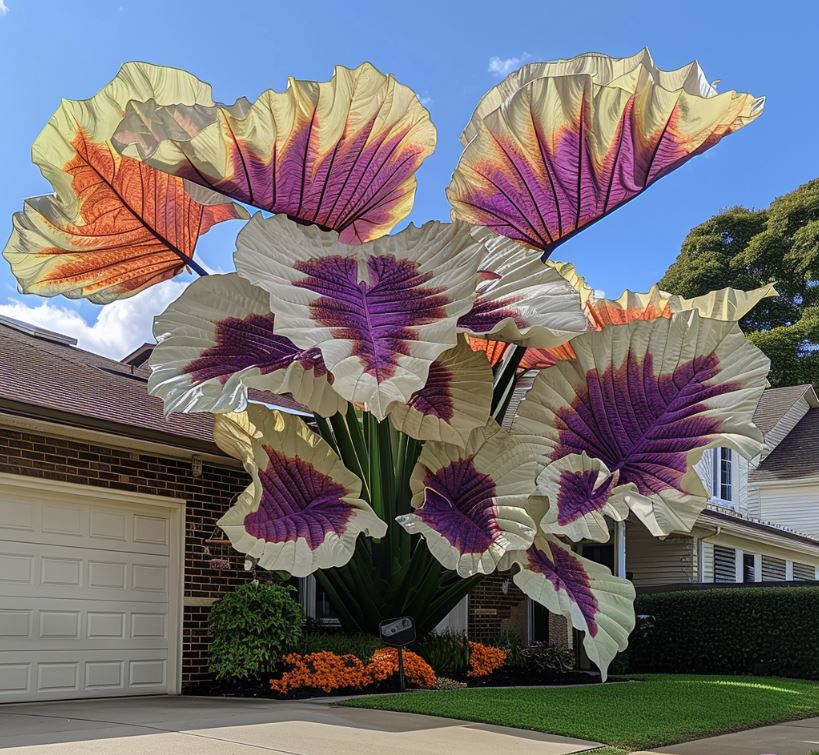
[491,344,525,420]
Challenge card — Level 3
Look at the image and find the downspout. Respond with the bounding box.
[697,525,722,582]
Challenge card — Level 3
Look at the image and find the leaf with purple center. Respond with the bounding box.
[113,63,436,244]
[458,232,588,346]
[214,405,386,577]
[397,420,537,577]
[512,311,769,536]
[500,534,635,680]
[148,273,345,418]
[387,337,493,447]
[448,49,763,255]
[537,452,630,543]
[234,214,484,419]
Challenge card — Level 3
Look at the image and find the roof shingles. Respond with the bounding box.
[751,408,819,482]
[0,321,306,449]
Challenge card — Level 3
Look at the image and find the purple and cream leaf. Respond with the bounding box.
[537,452,630,543]
[458,232,588,346]
[449,50,763,255]
[501,534,635,680]
[148,273,344,418]
[234,214,484,419]
[113,63,436,244]
[387,337,493,447]
[397,420,537,577]
[512,311,769,536]
[214,405,386,577]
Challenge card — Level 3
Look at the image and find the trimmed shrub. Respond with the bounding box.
[299,631,382,660]
[209,581,303,681]
[627,586,819,679]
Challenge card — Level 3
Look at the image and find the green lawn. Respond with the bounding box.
[342,675,819,751]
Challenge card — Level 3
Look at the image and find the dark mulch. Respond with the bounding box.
[184,668,598,699]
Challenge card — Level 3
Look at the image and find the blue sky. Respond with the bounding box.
[0,0,816,357]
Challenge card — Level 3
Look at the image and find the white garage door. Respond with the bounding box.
[0,477,182,702]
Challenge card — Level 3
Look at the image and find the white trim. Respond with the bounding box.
[0,472,186,698]
[753,553,763,582]
[785,560,794,581]
[735,548,744,582]
[0,471,185,509]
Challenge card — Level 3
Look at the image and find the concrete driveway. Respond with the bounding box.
[0,695,601,754]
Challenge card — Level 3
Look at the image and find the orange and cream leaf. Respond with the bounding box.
[3,62,245,304]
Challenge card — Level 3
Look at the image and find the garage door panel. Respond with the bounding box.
[0,541,169,601]
[0,598,169,651]
[0,649,169,702]
[0,493,170,556]
[0,483,179,702]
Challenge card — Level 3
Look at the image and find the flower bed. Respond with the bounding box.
[185,632,598,699]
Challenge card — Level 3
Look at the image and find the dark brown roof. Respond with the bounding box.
[0,319,307,452]
[753,384,815,435]
[751,408,819,482]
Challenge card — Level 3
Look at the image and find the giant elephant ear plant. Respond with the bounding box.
[4,50,771,679]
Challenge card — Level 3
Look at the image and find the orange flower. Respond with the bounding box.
[369,648,437,688]
[270,647,437,694]
[467,641,508,678]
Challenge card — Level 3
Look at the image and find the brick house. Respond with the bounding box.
[0,317,266,702]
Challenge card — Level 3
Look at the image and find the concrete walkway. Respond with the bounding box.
[633,716,819,755]
[0,695,601,754]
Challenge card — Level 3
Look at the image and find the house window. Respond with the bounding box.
[714,545,737,583]
[529,599,550,643]
[711,447,733,503]
[298,576,340,625]
[742,552,756,583]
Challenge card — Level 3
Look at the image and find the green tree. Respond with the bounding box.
[660,180,819,387]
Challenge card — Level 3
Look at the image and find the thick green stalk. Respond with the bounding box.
[491,344,525,419]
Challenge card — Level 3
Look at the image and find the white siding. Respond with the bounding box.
[695,449,750,517]
[755,482,819,538]
[626,523,696,588]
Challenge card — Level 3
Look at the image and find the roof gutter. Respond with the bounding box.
[0,398,224,458]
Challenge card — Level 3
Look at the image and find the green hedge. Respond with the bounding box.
[626,587,819,679]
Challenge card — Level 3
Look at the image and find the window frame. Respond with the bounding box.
[711,447,735,505]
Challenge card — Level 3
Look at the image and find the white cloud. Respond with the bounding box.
[0,279,189,359]
[488,53,530,78]
[593,289,607,299]
[0,2,9,16]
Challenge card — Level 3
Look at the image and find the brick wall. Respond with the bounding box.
[467,573,572,648]
[468,574,528,642]
[0,425,251,687]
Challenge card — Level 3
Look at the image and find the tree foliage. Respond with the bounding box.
[660,180,819,387]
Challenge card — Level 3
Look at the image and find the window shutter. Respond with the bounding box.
[714,546,736,583]
[793,562,816,582]
[761,556,786,581]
